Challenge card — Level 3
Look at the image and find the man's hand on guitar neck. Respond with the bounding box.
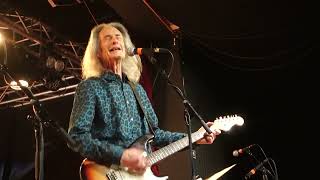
[120,147,150,175]
[196,121,221,145]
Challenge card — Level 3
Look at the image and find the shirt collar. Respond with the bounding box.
[102,71,128,83]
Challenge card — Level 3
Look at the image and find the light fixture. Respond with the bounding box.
[54,59,65,72]
[46,56,65,72]
[9,80,29,90]
[43,54,66,91]
[46,56,56,69]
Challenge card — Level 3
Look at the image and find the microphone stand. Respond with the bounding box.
[0,64,80,180]
[147,55,212,180]
[261,166,275,180]
[261,167,269,180]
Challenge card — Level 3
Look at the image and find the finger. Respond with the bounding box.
[213,129,221,134]
[137,156,148,169]
[206,121,214,126]
[205,135,214,142]
[135,160,147,173]
[145,157,151,167]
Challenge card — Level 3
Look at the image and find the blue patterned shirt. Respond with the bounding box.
[68,72,185,165]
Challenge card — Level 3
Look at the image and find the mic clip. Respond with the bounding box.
[244,158,270,179]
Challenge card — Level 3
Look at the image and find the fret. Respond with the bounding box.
[147,115,244,165]
[148,131,204,164]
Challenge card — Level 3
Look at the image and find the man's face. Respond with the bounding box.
[98,26,125,67]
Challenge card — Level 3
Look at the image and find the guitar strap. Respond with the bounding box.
[128,81,156,136]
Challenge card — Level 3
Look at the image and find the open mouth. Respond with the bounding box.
[109,47,122,52]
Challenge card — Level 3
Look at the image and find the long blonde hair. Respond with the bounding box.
[81,22,142,83]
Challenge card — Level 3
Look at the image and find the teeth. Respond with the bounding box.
[110,47,121,52]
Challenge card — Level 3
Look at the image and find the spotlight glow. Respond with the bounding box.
[9,80,29,90]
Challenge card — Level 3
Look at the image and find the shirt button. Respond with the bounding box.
[126,100,129,104]
[130,117,133,121]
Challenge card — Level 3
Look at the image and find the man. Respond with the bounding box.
[68,22,220,178]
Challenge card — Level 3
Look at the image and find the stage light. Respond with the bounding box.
[43,54,66,91]
[46,56,65,72]
[54,59,65,72]
[9,80,29,90]
[46,56,56,69]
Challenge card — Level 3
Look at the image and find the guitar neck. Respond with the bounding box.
[147,131,203,165]
[146,115,244,165]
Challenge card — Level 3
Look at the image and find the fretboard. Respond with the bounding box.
[147,131,203,165]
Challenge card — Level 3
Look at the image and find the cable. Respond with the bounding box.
[150,48,175,90]
[166,48,175,78]
[268,158,278,180]
[184,31,316,71]
[255,144,276,176]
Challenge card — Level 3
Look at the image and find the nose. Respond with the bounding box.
[111,36,119,44]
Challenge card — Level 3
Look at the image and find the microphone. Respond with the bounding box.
[232,144,256,157]
[127,47,168,56]
[245,158,269,179]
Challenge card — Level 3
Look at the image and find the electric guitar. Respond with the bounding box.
[79,115,244,180]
